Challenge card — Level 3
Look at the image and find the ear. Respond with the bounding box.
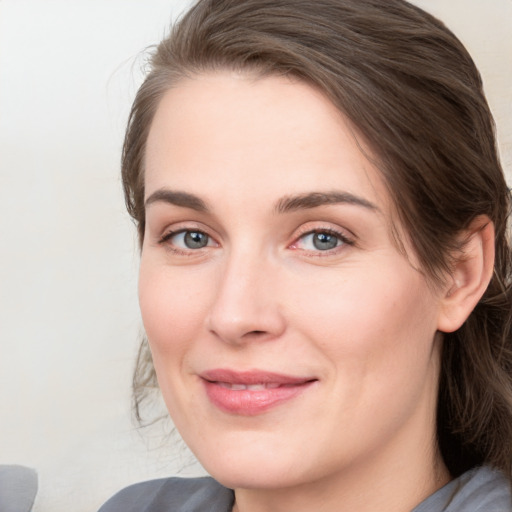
[437,216,495,333]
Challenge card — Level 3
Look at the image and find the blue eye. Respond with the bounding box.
[296,230,347,251]
[164,230,212,249]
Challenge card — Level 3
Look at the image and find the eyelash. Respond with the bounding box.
[157,225,354,257]
[158,228,216,255]
[289,227,354,256]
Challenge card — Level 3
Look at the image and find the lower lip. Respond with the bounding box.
[202,380,315,416]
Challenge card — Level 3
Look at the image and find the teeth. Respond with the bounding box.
[218,382,281,390]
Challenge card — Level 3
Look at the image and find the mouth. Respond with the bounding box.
[200,369,317,416]
[217,382,286,390]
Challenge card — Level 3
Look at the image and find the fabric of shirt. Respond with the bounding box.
[412,466,511,512]
[98,466,511,512]
[0,465,38,512]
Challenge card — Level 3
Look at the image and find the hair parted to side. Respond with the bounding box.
[124,0,512,479]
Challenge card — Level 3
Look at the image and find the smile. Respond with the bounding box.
[200,369,317,416]
[217,382,283,390]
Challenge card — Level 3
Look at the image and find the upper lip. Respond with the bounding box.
[200,368,316,386]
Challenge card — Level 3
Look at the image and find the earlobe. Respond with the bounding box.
[437,216,495,333]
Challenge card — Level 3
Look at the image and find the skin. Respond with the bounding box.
[139,72,491,512]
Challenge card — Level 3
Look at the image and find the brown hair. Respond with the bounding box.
[124,0,512,479]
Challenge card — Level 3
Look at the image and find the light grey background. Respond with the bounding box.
[0,1,510,511]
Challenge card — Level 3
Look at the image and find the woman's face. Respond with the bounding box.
[140,72,447,491]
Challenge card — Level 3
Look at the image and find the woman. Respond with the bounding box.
[100,0,512,510]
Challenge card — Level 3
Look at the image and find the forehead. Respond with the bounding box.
[144,71,388,210]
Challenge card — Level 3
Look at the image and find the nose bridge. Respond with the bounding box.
[206,244,285,344]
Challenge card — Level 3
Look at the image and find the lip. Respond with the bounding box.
[200,369,317,416]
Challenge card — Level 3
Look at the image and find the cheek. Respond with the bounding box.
[288,262,439,370]
[137,260,215,420]
[287,264,441,445]
[138,261,210,357]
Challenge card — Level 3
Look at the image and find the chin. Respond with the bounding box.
[182,428,321,491]
[206,460,306,491]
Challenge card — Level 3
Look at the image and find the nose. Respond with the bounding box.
[206,250,286,345]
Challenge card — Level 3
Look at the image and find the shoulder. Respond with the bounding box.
[414,466,512,512]
[98,476,234,512]
[449,466,512,511]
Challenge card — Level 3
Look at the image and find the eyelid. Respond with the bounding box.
[156,219,212,241]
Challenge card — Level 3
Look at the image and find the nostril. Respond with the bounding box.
[244,330,267,337]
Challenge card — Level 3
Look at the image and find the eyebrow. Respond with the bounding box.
[274,191,378,214]
[145,189,209,212]
[144,188,378,214]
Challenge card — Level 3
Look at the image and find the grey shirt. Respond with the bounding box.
[0,465,38,512]
[98,466,511,512]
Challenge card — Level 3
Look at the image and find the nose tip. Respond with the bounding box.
[208,297,284,344]
[205,259,286,345]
